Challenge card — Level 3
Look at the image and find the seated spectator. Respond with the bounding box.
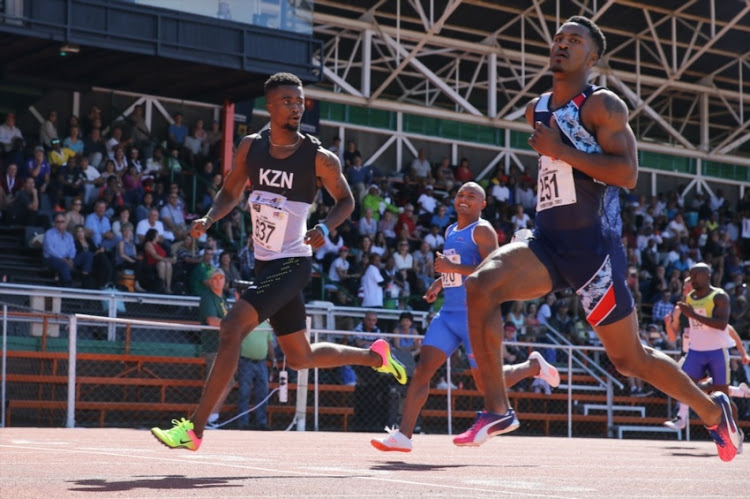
[410,149,433,182]
[83,127,107,169]
[360,253,385,308]
[127,146,144,173]
[63,124,84,156]
[160,190,187,240]
[135,191,156,223]
[362,183,399,221]
[0,113,25,167]
[371,232,388,257]
[143,146,167,186]
[56,155,87,204]
[434,156,455,191]
[143,227,175,293]
[346,154,372,203]
[396,203,420,242]
[424,224,445,251]
[173,233,203,291]
[167,112,188,152]
[412,241,434,293]
[48,138,76,172]
[26,146,51,194]
[510,203,531,232]
[454,157,474,183]
[393,311,421,360]
[40,110,59,148]
[115,223,139,273]
[416,185,437,225]
[358,207,378,239]
[85,200,119,251]
[314,226,345,267]
[429,204,451,232]
[106,125,131,160]
[111,206,132,239]
[43,214,92,287]
[79,155,104,205]
[112,145,128,174]
[327,246,357,304]
[506,300,527,332]
[97,177,125,219]
[218,251,241,298]
[0,163,22,211]
[73,224,114,289]
[7,177,43,227]
[136,207,170,247]
[377,210,398,245]
[63,197,85,234]
[343,140,361,169]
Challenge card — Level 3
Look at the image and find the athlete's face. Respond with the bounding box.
[267,85,304,132]
[454,184,486,217]
[550,23,598,74]
[688,268,710,291]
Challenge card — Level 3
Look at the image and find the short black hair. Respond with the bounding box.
[264,72,303,96]
[566,15,606,60]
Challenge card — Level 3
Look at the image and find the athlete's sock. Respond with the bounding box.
[728,385,744,399]
[677,402,689,420]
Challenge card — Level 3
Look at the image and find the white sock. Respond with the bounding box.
[208,413,220,423]
[677,403,689,420]
[728,386,744,398]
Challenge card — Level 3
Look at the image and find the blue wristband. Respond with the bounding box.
[316,223,330,238]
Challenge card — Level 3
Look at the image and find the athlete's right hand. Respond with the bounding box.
[434,252,452,274]
[423,281,441,303]
[190,217,212,239]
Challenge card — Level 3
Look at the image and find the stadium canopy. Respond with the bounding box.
[311,0,750,165]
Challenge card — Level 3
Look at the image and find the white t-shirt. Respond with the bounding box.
[417,193,437,214]
[425,233,445,250]
[491,184,510,203]
[136,219,172,241]
[328,256,349,283]
[360,264,384,307]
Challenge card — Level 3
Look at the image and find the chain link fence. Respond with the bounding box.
[2,283,745,444]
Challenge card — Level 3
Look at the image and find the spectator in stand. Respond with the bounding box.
[135,190,156,223]
[184,119,207,165]
[360,253,385,308]
[412,240,434,294]
[167,112,188,152]
[667,212,689,240]
[82,105,101,135]
[99,159,118,184]
[237,236,255,281]
[537,293,556,327]
[371,232,388,257]
[410,149,433,182]
[111,206,132,239]
[83,127,107,169]
[84,199,118,251]
[424,224,445,251]
[516,178,536,214]
[430,204,451,232]
[0,163,22,209]
[397,203,420,243]
[490,172,511,205]
[7,176,42,226]
[40,110,59,148]
[122,163,144,207]
[115,223,139,274]
[143,146,167,186]
[524,302,542,340]
[434,156,455,191]
[328,136,343,164]
[98,176,126,218]
[190,247,215,296]
[128,104,150,154]
[346,154,372,203]
[205,120,222,160]
[327,246,357,304]
[0,113,24,166]
[506,301,527,332]
[80,155,104,205]
[143,227,175,293]
[218,251,241,298]
[73,224,114,288]
[393,311,421,360]
[56,155,87,203]
[26,146,51,195]
[454,157,473,184]
[510,204,531,232]
[112,145,128,174]
[160,191,188,241]
[127,146,144,173]
[652,289,676,323]
[362,183,399,221]
[236,322,275,431]
[314,226,344,267]
[106,125,130,160]
[378,210,398,246]
[358,207,378,239]
[416,185,437,225]
[172,232,202,286]
[63,197,85,234]
[136,207,168,245]
[63,124,84,156]
[48,138,76,173]
[43,214,92,287]
[343,139,361,168]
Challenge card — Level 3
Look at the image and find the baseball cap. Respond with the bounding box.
[34,145,44,152]
[51,138,61,145]
[425,185,434,190]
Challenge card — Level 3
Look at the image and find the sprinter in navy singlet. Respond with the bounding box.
[454,16,740,462]
[151,73,408,451]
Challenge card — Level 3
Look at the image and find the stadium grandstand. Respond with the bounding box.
[1,0,749,445]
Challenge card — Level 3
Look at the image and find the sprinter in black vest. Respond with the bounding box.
[151,73,407,451]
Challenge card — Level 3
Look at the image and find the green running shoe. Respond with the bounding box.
[371,339,408,385]
[151,418,202,451]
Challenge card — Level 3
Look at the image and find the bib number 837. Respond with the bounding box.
[254,220,276,244]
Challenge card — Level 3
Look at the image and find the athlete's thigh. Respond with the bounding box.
[422,312,462,358]
[222,298,261,337]
[592,309,642,360]
[706,348,730,386]
[472,242,553,302]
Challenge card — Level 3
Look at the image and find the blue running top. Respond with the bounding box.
[441,220,483,312]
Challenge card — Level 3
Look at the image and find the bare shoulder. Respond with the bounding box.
[315,147,343,177]
[474,219,498,242]
[586,89,629,120]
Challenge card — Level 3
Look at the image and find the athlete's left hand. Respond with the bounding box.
[304,225,326,249]
[528,116,563,159]
[676,301,694,318]
[434,252,453,274]
[742,354,750,365]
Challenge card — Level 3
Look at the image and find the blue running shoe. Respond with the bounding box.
[453,409,519,447]
[705,392,740,462]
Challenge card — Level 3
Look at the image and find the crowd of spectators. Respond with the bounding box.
[2,108,750,396]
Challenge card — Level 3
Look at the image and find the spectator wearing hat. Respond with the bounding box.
[362,184,399,222]
[48,138,76,173]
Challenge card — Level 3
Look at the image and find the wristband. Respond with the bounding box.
[205,214,215,225]
[316,223,330,238]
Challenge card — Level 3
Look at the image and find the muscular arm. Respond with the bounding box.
[679,292,730,331]
[525,90,638,189]
[305,149,354,249]
[204,135,254,225]
[727,325,750,363]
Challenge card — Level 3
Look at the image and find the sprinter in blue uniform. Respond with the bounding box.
[370,182,559,452]
[454,16,740,462]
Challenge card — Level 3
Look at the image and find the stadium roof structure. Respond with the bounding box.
[311,0,750,166]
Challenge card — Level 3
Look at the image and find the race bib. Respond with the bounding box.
[536,156,577,212]
[249,191,289,253]
[688,307,708,332]
[440,250,462,288]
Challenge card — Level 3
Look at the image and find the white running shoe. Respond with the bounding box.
[371,426,412,452]
[529,351,560,388]
[663,415,686,430]
[739,382,750,398]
